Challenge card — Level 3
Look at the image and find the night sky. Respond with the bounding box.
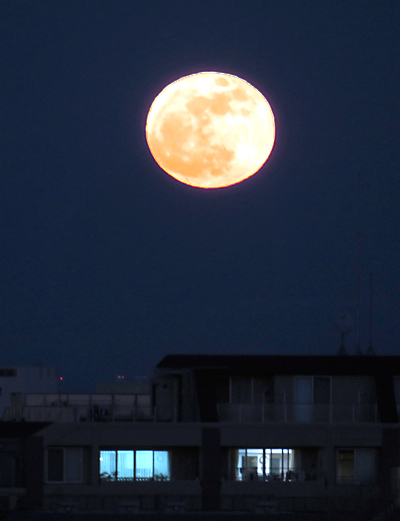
[1,1,399,391]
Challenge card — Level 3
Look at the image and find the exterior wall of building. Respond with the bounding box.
[1,356,399,517]
[32,420,390,514]
[96,377,151,394]
[212,374,378,425]
[21,436,44,511]
[37,422,203,513]
[0,366,58,419]
[180,370,200,422]
[154,376,178,421]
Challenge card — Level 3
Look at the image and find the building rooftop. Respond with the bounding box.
[156,354,400,375]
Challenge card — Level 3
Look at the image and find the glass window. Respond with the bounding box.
[295,376,331,404]
[294,377,313,422]
[64,448,82,482]
[154,451,169,480]
[117,451,134,480]
[47,448,63,482]
[356,449,375,483]
[231,377,252,404]
[337,450,354,483]
[337,449,375,484]
[314,377,330,404]
[99,450,170,481]
[238,448,262,480]
[100,450,116,481]
[47,448,82,483]
[253,377,273,404]
[294,377,330,422]
[136,450,153,480]
[235,448,293,481]
[295,377,313,404]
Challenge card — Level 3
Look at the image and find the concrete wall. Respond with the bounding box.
[0,366,58,418]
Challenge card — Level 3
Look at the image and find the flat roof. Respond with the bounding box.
[156,354,400,375]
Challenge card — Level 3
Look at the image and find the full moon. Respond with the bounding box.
[146,72,275,189]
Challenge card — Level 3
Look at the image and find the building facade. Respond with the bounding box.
[0,366,58,419]
[1,355,400,519]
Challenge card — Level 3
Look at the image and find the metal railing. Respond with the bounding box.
[4,404,156,423]
[43,491,383,515]
[44,494,202,513]
[217,403,378,423]
[234,467,319,482]
[3,392,158,422]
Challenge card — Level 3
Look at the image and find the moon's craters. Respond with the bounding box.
[146,72,275,188]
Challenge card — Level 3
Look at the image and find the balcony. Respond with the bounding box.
[217,403,378,423]
[3,393,155,422]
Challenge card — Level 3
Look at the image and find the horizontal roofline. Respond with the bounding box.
[156,354,400,375]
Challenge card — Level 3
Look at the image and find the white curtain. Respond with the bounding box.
[136,450,153,479]
[100,450,116,480]
[154,451,170,480]
[117,450,134,479]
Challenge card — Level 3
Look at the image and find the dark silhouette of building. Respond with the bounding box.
[1,355,400,520]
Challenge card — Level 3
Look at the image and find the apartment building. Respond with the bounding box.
[1,355,400,519]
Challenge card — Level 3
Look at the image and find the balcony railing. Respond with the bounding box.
[15,404,155,422]
[233,466,319,482]
[217,403,378,423]
[2,392,159,422]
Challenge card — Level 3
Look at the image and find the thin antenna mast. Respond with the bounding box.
[367,273,375,355]
[355,172,362,355]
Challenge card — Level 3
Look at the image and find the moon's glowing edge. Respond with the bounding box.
[145,71,275,189]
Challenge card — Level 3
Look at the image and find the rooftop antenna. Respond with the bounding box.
[355,172,362,355]
[366,273,375,355]
[335,313,353,355]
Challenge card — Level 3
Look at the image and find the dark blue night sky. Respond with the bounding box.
[1,1,399,391]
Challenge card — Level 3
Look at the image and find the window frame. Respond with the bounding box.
[294,376,331,404]
[235,448,294,481]
[336,448,376,484]
[336,448,355,484]
[99,449,170,482]
[46,447,83,484]
[229,376,274,404]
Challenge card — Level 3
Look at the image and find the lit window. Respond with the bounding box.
[229,448,321,482]
[99,450,170,481]
[236,448,294,481]
[117,451,134,480]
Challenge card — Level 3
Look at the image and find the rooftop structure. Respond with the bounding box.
[1,355,399,520]
[0,365,58,419]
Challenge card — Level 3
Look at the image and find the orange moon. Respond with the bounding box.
[146,72,275,189]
